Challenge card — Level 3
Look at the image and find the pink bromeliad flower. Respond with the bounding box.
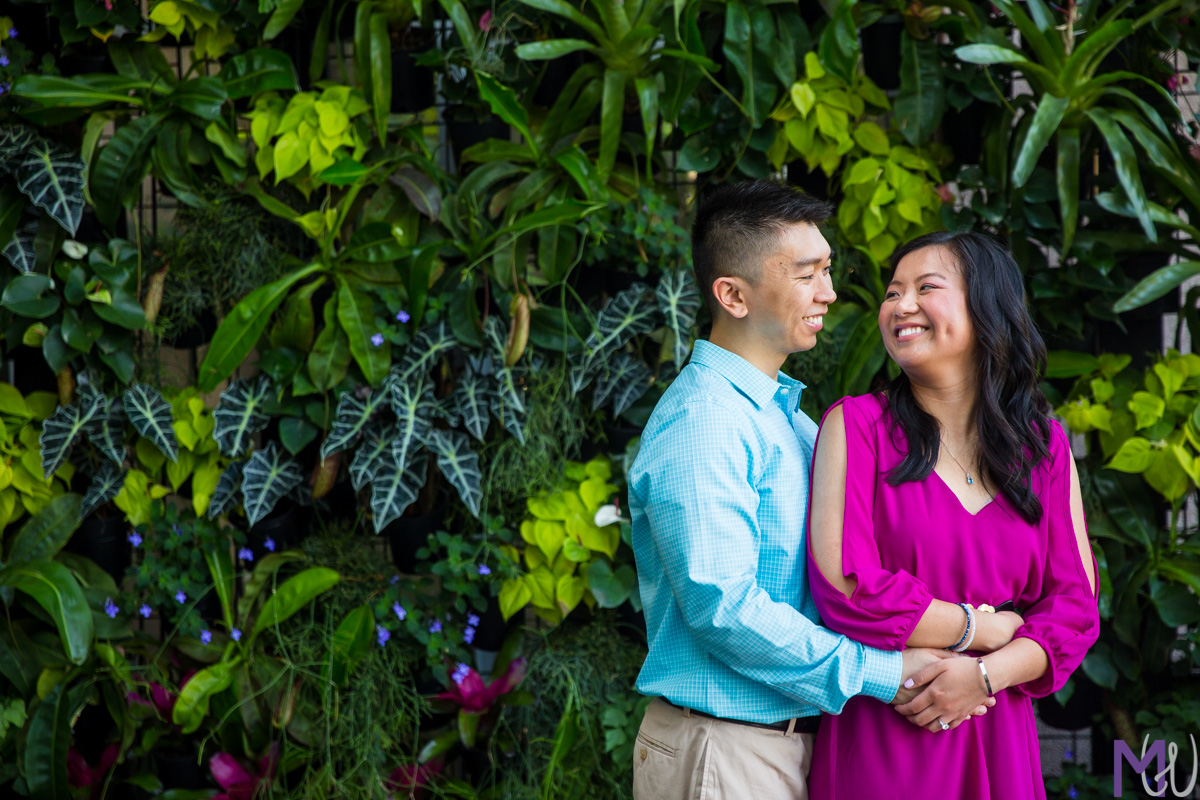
[385,757,444,800]
[434,658,527,714]
[67,743,121,799]
[479,10,493,31]
[209,743,280,800]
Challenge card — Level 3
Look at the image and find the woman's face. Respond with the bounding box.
[879,245,977,379]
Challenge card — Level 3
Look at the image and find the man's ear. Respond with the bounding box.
[711,275,751,319]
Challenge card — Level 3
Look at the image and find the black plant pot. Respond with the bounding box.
[391,39,436,113]
[67,516,130,584]
[861,16,903,91]
[387,510,441,574]
[154,750,209,790]
[247,499,308,556]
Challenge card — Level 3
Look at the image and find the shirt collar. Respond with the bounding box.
[689,340,805,414]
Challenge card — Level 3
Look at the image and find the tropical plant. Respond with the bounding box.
[0,122,86,276]
[0,383,67,530]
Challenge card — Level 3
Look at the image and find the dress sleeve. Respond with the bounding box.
[806,396,934,651]
[1011,422,1100,698]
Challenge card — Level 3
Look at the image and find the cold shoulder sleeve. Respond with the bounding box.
[1011,422,1100,698]
[806,395,934,651]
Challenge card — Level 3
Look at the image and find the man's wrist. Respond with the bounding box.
[861,647,905,703]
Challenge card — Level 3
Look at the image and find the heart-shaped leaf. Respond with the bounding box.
[82,463,127,518]
[123,384,179,462]
[7,126,86,236]
[83,393,126,465]
[213,376,272,458]
[241,441,304,527]
[39,387,105,478]
[447,370,492,442]
[321,387,390,459]
[655,269,700,370]
[349,422,396,491]
[394,322,455,383]
[370,449,428,533]
[207,461,245,520]
[427,429,482,517]
[591,352,652,417]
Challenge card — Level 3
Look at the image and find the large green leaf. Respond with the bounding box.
[264,0,306,39]
[324,604,375,687]
[591,352,652,417]
[197,262,325,392]
[1085,108,1155,241]
[655,269,700,370]
[596,68,626,181]
[895,33,945,147]
[571,283,659,392]
[39,388,106,478]
[308,297,352,392]
[12,74,153,107]
[368,11,391,143]
[1113,261,1200,313]
[446,370,491,442]
[2,214,37,274]
[0,560,93,664]
[1013,94,1070,189]
[81,463,126,518]
[250,567,340,640]
[207,461,245,519]
[370,448,427,532]
[220,48,299,99]
[172,660,237,734]
[476,71,537,157]
[3,273,60,318]
[123,384,179,462]
[386,376,437,470]
[213,376,273,459]
[90,113,165,228]
[241,441,304,527]
[427,429,482,517]
[1056,125,1081,253]
[165,78,227,121]
[515,39,595,60]
[7,493,82,564]
[394,322,456,382]
[349,422,396,491]
[203,545,235,631]
[108,40,176,85]
[337,280,390,386]
[23,684,70,800]
[321,387,390,459]
[7,127,86,236]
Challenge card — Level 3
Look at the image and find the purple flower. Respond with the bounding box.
[377,625,390,646]
[0,56,9,67]
[396,310,411,323]
[231,629,242,642]
[264,537,275,552]
[200,630,212,645]
[7,29,17,39]
[139,604,152,619]
[477,564,491,576]
[103,597,119,618]
[451,662,471,685]
[1064,749,1073,761]
[467,613,480,627]
[393,602,406,621]
[389,574,400,585]
[174,590,187,604]
[463,626,476,644]
[238,547,254,561]
[1067,787,1076,799]
[127,532,142,547]
[428,620,442,634]
[171,524,183,536]
[0,83,8,97]
[371,332,384,347]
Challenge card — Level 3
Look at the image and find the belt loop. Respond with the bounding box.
[681,707,691,718]
[785,718,797,736]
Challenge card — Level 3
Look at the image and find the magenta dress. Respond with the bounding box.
[806,394,1099,800]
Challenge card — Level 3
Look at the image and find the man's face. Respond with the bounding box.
[742,223,836,354]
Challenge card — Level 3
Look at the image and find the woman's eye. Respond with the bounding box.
[920,284,937,291]
[884,291,898,299]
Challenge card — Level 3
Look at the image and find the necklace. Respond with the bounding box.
[941,439,975,486]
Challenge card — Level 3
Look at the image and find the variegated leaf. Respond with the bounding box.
[213,376,272,458]
[483,315,508,365]
[208,461,244,519]
[494,397,526,445]
[84,394,127,465]
[370,450,427,533]
[349,422,396,491]
[448,370,491,442]
[580,283,658,370]
[13,132,86,236]
[241,441,304,527]
[0,125,37,165]
[82,463,127,517]
[123,384,179,463]
[656,269,701,370]
[592,352,652,417]
[387,374,437,472]
[394,322,455,382]
[321,387,390,459]
[3,215,38,274]
[427,429,482,517]
[39,386,106,478]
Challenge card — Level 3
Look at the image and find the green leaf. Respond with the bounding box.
[1085,108,1155,241]
[349,421,396,491]
[2,274,60,318]
[0,560,93,664]
[337,280,390,387]
[165,77,227,121]
[7,493,82,564]
[515,39,595,60]
[212,376,273,459]
[324,604,375,687]
[204,545,235,631]
[597,68,626,181]
[321,387,391,459]
[512,0,606,44]
[368,11,391,143]
[587,560,635,608]
[572,283,659,392]
[207,461,244,519]
[23,684,70,800]
[1105,437,1153,473]
[90,114,165,228]
[241,441,304,527]
[1013,94,1070,189]
[1113,261,1200,314]
[82,463,126,518]
[7,127,86,236]
[172,660,236,734]
[591,352,652,417]
[108,40,177,85]
[251,567,340,640]
[308,297,352,392]
[1151,581,1200,627]
[39,388,105,478]
[427,429,482,517]
[499,578,533,620]
[817,0,859,84]
[895,33,945,147]
[318,158,370,186]
[263,0,305,40]
[837,312,886,397]
[655,269,701,370]
[1057,126,1080,253]
[475,71,536,158]
[220,48,298,99]
[370,445,427,532]
[122,384,179,462]
[393,322,456,383]
[1045,350,1100,378]
[197,262,324,392]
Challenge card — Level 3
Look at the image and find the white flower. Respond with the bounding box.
[61,240,88,259]
[593,504,628,528]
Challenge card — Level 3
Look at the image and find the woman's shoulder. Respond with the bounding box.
[825,392,888,425]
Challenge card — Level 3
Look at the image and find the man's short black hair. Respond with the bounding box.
[691,181,834,315]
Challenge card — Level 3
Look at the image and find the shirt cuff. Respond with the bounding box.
[859,646,904,703]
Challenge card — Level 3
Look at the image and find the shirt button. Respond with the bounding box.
[780,388,789,395]
[640,748,647,761]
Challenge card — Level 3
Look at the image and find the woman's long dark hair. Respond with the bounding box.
[881,231,1052,525]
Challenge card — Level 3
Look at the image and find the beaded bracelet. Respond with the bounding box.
[954,603,977,653]
[949,602,973,651]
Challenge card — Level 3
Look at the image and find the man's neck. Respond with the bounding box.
[708,324,784,379]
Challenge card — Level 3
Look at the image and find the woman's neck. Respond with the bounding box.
[908,372,978,443]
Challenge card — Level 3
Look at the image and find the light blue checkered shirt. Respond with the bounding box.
[629,340,902,723]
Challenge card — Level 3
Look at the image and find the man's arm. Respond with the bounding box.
[632,400,902,714]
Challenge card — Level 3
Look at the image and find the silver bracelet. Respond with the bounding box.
[977,658,994,696]
[953,603,977,653]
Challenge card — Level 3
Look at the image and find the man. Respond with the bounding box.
[628,181,949,798]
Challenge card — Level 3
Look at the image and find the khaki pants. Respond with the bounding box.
[632,698,814,800]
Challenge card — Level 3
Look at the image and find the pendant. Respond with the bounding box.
[966,472,974,485]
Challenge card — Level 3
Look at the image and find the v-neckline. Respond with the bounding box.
[929,467,997,517]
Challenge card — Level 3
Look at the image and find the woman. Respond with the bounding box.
[805,231,1098,799]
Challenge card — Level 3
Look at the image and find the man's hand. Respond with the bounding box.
[889,648,953,703]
